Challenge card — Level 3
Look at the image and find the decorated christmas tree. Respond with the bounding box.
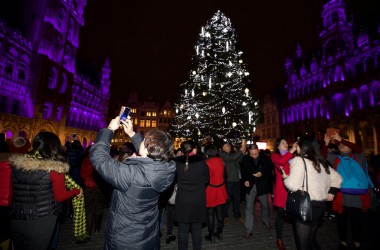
[170,10,261,146]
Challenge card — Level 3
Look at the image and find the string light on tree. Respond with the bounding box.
[169,10,261,145]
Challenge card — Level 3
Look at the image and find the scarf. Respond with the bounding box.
[280,150,288,156]
[64,175,89,242]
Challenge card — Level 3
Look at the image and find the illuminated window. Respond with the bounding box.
[134,117,138,125]
[131,108,137,113]
[147,112,151,117]
[152,120,157,127]
[152,112,157,116]
[146,120,151,127]
[140,120,145,127]
[42,103,53,119]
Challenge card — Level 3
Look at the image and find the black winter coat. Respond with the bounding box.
[90,129,176,250]
[174,155,210,224]
[241,154,272,196]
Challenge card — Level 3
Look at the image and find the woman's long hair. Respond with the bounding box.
[298,136,330,174]
[273,137,286,155]
[181,140,197,172]
[31,132,67,162]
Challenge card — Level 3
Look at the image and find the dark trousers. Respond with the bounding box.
[224,181,241,218]
[275,207,285,240]
[337,206,362,243]
[293,201,325,250]
[84,188,105,234]
[178,222,202,250]
[11,215,57,250]
[206,205,224,236]
[0,206,10,242]
[166,205,174,235]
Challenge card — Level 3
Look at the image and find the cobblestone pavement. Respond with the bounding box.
[58,197,380,250]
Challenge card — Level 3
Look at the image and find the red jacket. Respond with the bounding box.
[0,157,12,206]
[80,155,97,188]
[205,157,228,207]
[271,152,293,208]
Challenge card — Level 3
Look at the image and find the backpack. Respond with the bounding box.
[336,155,372,195]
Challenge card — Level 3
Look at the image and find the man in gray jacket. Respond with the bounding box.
[90,117,176,249]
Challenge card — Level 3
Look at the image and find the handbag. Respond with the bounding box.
[285,158,313,223]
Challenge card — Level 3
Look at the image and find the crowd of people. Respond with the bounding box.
[1,117,380,250]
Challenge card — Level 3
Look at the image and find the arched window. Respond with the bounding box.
[360,85,370,108]
[370,82,380,106]
[349,89,359,111]
[48,67,57,89]
[4,48,18,75]
[59,74,67,93]
[18,55,30,80]
[331,93,345,115]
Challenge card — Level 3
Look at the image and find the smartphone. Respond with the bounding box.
[119,106,131,123]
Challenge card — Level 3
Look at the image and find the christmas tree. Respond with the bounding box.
[170,10,260,146]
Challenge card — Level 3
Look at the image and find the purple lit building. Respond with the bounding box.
[0,0,110,147]
[281,0,380,153]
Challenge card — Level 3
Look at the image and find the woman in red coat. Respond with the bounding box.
[270,138,297,250]
[204,144,228,243]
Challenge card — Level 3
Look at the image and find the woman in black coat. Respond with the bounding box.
[174,140,210,250]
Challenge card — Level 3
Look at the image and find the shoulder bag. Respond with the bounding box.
[285,158,312,222]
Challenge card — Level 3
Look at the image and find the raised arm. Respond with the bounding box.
[90,128,135,192]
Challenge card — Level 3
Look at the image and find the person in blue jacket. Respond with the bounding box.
[90,116,176,250]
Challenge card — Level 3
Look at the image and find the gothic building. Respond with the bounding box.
[0,0,110,147]
[281,0,380,154]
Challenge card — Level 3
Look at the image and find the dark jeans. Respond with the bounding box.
[11,215,57,250]
[206,205,224,236]
[275,207,285,240]
[0,206,10,242]
[224,181,241,218]
[337,206,362,243]
[166,205,174,235]
[178,222,202,250]
[293,201,325,250]
[84,187,106,234]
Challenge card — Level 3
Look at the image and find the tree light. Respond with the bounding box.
[232,122,237,127]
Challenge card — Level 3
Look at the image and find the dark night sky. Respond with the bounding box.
[2,1,380,104]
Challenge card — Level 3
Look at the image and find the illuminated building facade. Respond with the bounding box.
[256,91,283,151]
[281,0,380,153]
[110,93,174,148]
[0,0,110,147]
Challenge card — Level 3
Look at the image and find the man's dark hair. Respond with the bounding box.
[144,130,173,161]
[204,144,218,158]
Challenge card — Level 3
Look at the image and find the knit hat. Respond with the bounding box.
[9,137,31,153]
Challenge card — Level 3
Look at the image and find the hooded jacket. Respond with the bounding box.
[90,129,176,250]
[9,154,70,220]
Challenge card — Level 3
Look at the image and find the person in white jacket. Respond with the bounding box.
[283,136,342,250]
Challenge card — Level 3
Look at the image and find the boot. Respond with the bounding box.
[205,232,215,243]
[276,239,286,250]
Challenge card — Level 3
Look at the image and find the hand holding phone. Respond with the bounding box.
[119,106,131,123]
